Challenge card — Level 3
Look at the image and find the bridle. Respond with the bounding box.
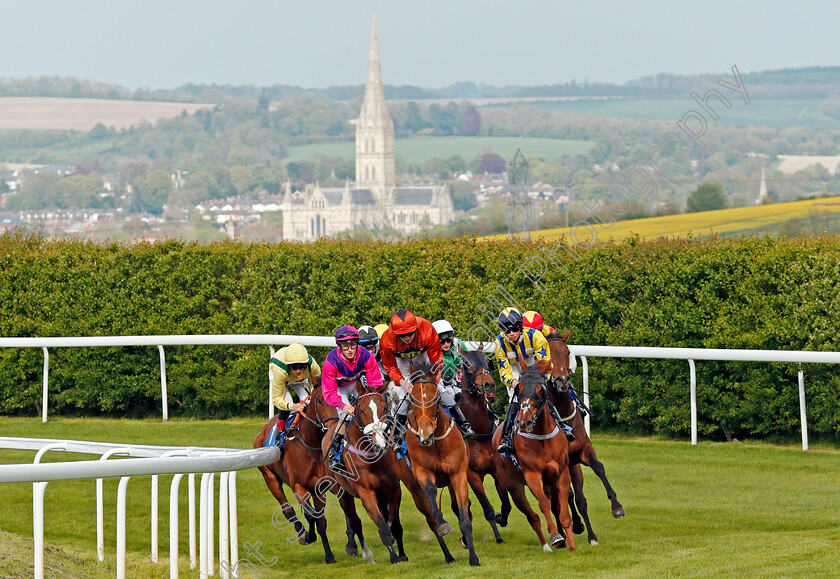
[545,334,572,394]
[299,389,338,433]
[518,379,548,426]
[352,390,390,443]
[407,375,443,441]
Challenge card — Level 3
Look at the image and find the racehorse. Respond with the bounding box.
[492,365,575,552]
[400,359,480,566]
[455,345,506,544]
[546,330,625,545]
[254,386,372,564]
[322,380,408,564]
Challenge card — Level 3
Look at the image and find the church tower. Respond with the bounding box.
[355,14,395,203]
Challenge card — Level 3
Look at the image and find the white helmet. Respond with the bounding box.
[432,319,454,338]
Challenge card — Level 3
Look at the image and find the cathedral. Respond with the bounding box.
[281,17,454,241]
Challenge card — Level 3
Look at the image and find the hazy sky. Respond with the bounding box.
[2,0,838,90]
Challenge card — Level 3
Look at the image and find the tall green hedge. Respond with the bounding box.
[1,232,838,442]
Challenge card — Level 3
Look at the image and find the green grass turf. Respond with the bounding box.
[1,418,839,578]
[283,135,594,166]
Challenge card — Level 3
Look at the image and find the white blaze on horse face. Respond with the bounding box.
[364,400,388,448]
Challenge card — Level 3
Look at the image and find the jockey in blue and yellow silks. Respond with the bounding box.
[494,307,575,456]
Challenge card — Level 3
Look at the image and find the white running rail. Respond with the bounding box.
[0,437,280,579]
[1,334,837,447]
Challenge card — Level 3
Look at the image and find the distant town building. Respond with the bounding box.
[280,15,453,241]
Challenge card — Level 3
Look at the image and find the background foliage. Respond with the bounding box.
[1,232,838,442]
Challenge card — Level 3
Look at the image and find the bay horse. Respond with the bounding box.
[321,381,408,564]
[546,330,625,545]
[254,386,372,564]
[492,365,575,552]
[401,359,480,566]
[454,346,506,544]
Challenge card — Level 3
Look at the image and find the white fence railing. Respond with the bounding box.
[2,335,838,449]
[0,436,280,579]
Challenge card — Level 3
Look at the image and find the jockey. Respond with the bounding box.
[381,309,475,457]
[270,343,321,450]
[494,307,574,457]
[432,319,462,395]
[322,325,384,469]
[523,310,584,412]
[522,310,556,337]
[358,324,388,390]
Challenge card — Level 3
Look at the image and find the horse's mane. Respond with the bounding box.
[546,331,566,342]
[522,365,546,382]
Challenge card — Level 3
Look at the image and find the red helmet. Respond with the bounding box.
[390,309,418,335]
[522,311,544,330]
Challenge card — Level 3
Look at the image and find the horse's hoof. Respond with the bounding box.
[345,545,358,556]
[325,556,336,564]
[445,555,456,564]
[437,522,453,536]
[495,537,505,544]
[550,533,565,549]
[494,513,508,527]
[459,536,468,550]
[572,521,585,534]
[589,539,600,546]
[613,506,626,518]
[542,543,553,553]
[470,557,481,566]
[397,555,409,563]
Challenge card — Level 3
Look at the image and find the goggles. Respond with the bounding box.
[288,362,308,372]
[338,340,360,348]
[500,323,523,333]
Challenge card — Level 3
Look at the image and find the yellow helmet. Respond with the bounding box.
[374,323,388,338]
[284,343,309,365]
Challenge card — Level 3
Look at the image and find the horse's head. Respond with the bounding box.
[515,366,549,434]
[546,330,572,394]
[459,344,496,402]
[309,386,338,432]
[408,360,440,447]
[354,389,390,450]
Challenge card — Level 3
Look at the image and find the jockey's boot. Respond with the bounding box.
[547,400,575,442]
[274,419,287,448]
[448,404,476,439]
[496,401,520,456]
[393,413,409,459]
[328,433,345,470]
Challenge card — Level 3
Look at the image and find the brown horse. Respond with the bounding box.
[454,346,506,544]
[254,386,371,564]
[492,365,575,552]
[546,330,625,545]
[321,381,408,564]
[401,359,480,566]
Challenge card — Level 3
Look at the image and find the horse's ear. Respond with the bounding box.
[562,329,571,342]
[458,341,469,356]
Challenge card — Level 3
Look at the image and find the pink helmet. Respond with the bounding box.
[334,325,360,342]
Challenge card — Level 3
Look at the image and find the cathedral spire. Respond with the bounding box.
[365,13,385,104]
[356,12,396,199]
[758,166,767,204]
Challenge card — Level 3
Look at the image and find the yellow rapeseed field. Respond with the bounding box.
[488,196,840,242]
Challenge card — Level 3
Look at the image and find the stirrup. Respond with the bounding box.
[562,423,576,442]
[497,440,514,457]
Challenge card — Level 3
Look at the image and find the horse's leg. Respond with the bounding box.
[570,463,598,545]
[493,475,512,527]
[357,487,401,564]
[583,447,626,518]
[338,492,371,562]
[568,464,585,535]
[343,514,358,556]
[295,484,335,564]
[415,469,456,564]
[523,470,559,552]
[452,474,480,566]
[557,461,576,551]
[389,487,408,562]
[508,479,548,549]
[467,469,504,544]
[258,465,309,543]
